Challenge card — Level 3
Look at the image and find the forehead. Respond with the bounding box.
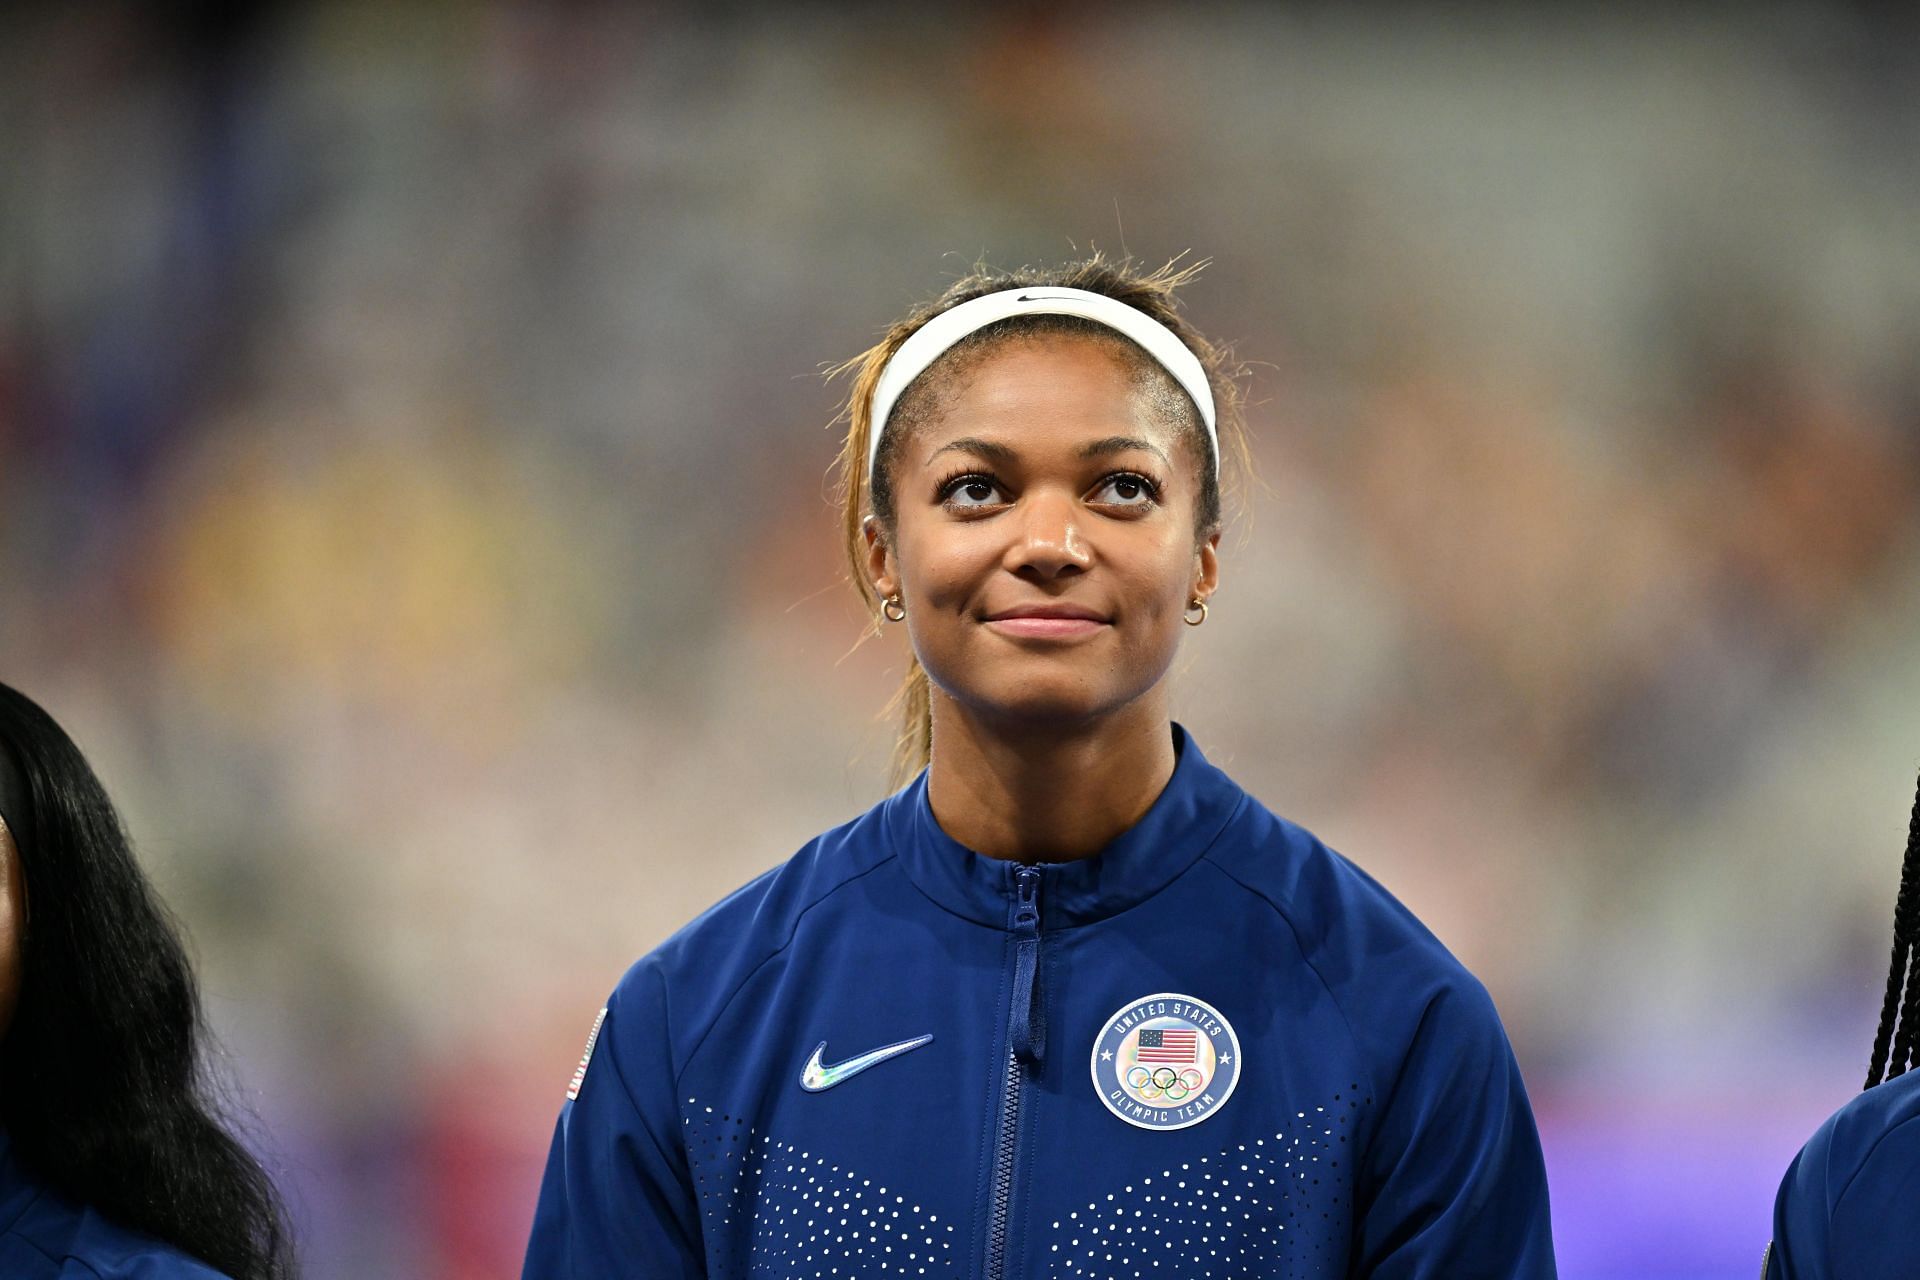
[906,334,1184,458]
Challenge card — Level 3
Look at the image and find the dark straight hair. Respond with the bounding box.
[0,682,294,1279]
[1864,768,1920,1089]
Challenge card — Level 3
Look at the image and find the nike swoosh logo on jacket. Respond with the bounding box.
[800,1036,934,1091]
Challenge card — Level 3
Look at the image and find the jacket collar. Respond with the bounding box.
[884,721,1246,930]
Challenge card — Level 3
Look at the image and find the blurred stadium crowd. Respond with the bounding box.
[3,4,1918,1277]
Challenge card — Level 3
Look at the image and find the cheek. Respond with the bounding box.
[894,524,993,609]
[1126,535,1200,615]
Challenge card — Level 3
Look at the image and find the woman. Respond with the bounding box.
[0,682,294,1279]
[1765,773,1920,1277]
[523,255,1558,1277]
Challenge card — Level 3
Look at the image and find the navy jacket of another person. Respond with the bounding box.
[0,1131,228,1279]
[1767,1068,1920,1279]
[524,723,1558,1278]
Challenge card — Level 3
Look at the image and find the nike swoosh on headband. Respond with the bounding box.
[799,1034,935,1092]
[865,284,1219,481]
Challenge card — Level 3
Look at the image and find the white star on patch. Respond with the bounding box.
[1219,1055,1231,1064]
[1101,1050,1113,1061]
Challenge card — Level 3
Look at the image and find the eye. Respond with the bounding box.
[1092,471,1160,508]
[937,471,1008,510]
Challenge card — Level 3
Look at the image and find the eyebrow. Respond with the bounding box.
[1081,435,1172,466]
[924,435,1172,468]
[925,437,1017,468]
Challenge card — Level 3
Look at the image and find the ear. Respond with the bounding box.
[862,515,898,601]
[1192,529,1221,603]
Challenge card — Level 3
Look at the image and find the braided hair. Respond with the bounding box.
[1864,768,1920,1089]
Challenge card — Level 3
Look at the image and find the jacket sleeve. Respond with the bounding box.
[1352,980,1558,1279]
[1767,1120,1830,1280]
[1824,1112,1920,1277]
[522,961,705,1280]
[1770,1100,1920,1280]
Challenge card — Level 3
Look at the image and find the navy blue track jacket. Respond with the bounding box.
[1765,1068,1920,1278]
[0,1131,228,1279]
[524,723,1557,1277]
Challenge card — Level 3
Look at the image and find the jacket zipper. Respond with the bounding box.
[987,863,1044,1280]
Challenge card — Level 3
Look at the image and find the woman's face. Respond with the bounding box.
[865,334,1219,729]
[0,822,22,1039]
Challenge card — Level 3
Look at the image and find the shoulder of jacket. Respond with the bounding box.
[1817,1070,1920,1209]
[58,1252,230,1280]
[1202,798,1513,1114]
[1201,797,1487,1005]
[29,1224,230,1280]
[0,1178,229,1280]
[604,797,900,1072]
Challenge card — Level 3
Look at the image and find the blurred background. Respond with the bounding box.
[4,2,1918,1276]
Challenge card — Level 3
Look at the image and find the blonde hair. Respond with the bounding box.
[828,253,1251,790]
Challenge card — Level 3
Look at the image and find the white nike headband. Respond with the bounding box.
[865,285,1219,483]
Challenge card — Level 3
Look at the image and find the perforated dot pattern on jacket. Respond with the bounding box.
[684,1099,960,1277]
[1042,1090,1365,1278]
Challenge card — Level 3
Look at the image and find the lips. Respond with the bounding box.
[982,604,1111,641]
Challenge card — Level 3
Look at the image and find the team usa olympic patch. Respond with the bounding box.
[1091,992,1241,1131]
[567,1007,609,1101]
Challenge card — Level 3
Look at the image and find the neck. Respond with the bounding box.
[924,691,1177,862]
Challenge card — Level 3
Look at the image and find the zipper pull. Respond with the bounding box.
[1009,864,1045,1067]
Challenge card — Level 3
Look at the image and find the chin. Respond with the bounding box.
[940,672,1135,729]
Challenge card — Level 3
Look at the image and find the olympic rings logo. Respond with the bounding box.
[1123,1065,1207,1102]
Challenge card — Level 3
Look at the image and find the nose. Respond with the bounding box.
[1004,486,1091,581]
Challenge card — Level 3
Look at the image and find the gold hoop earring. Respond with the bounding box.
[1184,598,1208,627]
[882,594,907,623]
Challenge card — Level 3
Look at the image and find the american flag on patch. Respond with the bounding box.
[1135,1028,1198,1064]
[567,1007,609,1101]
